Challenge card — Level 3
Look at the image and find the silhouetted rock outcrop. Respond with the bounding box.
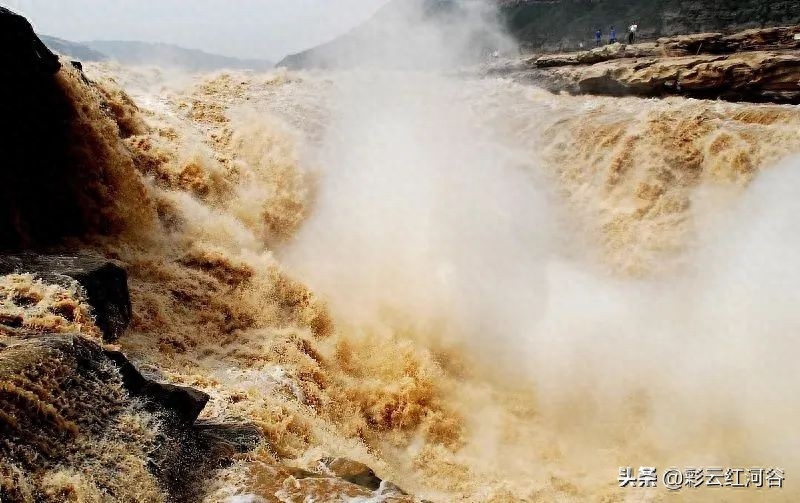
[103,349,210,423]
[0,7,60,75]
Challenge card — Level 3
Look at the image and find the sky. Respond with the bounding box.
[4,0,391,61]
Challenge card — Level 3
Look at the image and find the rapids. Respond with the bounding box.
[62,60,800,502]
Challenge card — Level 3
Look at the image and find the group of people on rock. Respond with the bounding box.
[594,22,638,47]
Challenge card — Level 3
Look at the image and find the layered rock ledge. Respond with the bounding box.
[483,25,800,104]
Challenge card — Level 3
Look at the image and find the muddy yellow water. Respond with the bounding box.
[27,61,800,502]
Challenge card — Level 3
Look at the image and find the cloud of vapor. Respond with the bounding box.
[280,0,800,484]
[285,0,515,70]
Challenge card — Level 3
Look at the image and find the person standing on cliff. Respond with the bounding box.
[610,26,617,44]
[595,28,602,47]
[628,22,638,44]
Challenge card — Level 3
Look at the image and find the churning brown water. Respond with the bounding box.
[23,57,800,502]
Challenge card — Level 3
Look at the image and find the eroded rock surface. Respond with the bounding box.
[554,51,800,103]
[659,26,800,56]
[484,24,800,104]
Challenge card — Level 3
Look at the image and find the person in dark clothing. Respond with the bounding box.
[595,28,602,47]
[609,26,617,44]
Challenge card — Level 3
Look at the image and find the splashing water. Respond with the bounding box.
[64,55,800,502]
[18,2,800,497]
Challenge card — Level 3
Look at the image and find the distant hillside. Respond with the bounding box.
[279,0,800,68]
[39,35,107,62]
[83,40,273,72]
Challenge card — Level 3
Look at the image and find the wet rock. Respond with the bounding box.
[194,418,263,457]
[0,8,78,251]
[104,348,209,424]
[0,254,132,341]
[0,334,258,501]
[0,335,198,499]
[320,457,385,491]
[243,461,420,503]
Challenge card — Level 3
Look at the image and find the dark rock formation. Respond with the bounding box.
[0,7,151,253]
[0,335,261,502]
[0,7,60,75]
[0,254,132,342]
[104,349,209,423]
[0,8,76,251]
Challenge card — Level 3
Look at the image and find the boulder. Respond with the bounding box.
[194,419,263,456]
[104,348,209,424]
[319,457,385,492]
[0,254,132,341]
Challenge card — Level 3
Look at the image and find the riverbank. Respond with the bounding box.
[482,25,800,103]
